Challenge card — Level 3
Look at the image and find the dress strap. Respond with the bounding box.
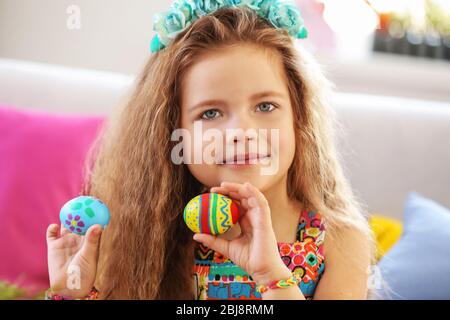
[297,210,326,249]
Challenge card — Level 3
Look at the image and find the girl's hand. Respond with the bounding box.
[193,182,291,285]
[46,223,102,298]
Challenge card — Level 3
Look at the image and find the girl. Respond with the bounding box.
[46,2,374,300]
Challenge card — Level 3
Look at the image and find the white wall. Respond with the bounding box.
[0,0,170,74]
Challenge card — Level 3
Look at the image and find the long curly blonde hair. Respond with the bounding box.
[81,7,374,299]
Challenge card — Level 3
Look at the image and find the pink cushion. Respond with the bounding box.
[0,106,105,294]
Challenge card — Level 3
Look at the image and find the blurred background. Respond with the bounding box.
[0,0,449,299]
[1,0,449,100]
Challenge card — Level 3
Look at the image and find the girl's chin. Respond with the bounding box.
[214,170,271,186]
[218,163,260,169]
[217,163,266,176]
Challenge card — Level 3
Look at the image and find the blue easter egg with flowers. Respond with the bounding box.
[59,196,110,235]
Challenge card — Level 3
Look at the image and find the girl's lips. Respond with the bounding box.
[220,154,271,165]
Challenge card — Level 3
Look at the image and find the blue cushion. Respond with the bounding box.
[375,192,450,299]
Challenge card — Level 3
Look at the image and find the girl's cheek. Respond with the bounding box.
[278,130,296,161]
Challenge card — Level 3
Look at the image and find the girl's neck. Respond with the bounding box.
[263,176,304,243]
[262,175,304,221]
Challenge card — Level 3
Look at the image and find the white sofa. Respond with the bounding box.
[1,58,449,219]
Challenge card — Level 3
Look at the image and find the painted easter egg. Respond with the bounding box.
[60,196,110,235]
[183,193,239,235]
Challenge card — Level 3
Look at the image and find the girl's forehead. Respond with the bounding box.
[181,44,289,107]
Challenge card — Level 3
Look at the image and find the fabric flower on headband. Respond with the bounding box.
[150,0,308,53]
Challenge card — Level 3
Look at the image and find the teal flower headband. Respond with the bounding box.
[150,0,308,53]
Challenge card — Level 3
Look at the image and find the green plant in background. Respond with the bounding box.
[0,280,45,300]
[426,0,450,37]
[0,280,25,300]
[374,0,450,38]
[387,13,410,38]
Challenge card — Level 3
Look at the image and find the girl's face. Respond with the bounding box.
[179,44,296,192]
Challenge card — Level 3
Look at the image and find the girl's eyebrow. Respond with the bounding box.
[189,99,227,112]
[250,90,286,101]
[188,90,285,112]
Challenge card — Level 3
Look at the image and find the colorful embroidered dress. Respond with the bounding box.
[193,210,326,300]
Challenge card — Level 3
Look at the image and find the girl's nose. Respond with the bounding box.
[224,110,258,144]
[232,132,254,143]
[225,126,257,145]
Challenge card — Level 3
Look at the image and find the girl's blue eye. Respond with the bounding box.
[257,102,276,112]
[201,109,221,120]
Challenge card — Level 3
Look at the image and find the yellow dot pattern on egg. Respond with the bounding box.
[184,195,201,234]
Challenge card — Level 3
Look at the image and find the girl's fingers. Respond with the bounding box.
[221,182,252,198]
[60,224,71,236]
[240,198,249,210]
[220,182,266,211]
[211,186,247,213]
[210,186,230,197]
[46,224,60,243]
[229,191,243,201]
[220,181,243,191]
[212,182,270,220]
[211,186,245,201]
[214,182,253,201]
[247,196,258,208]
[244,182,270,212]
[241,183,272,229]
[193,233,230,258]
[79,225,103,263]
